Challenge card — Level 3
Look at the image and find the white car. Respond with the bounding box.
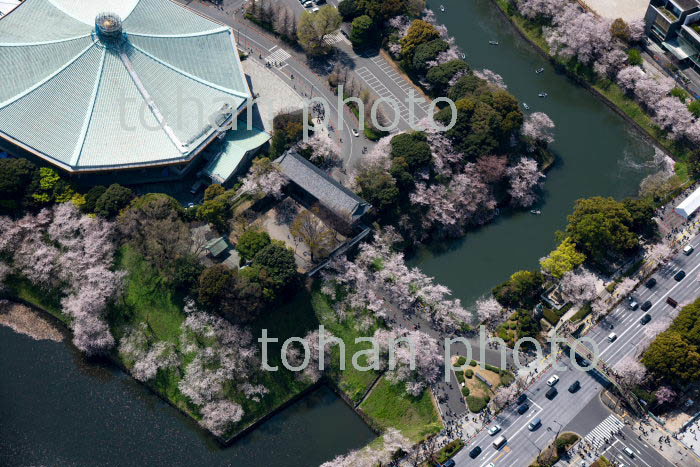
[608,332,617,342]
[351,128,360,137]
[488,425,501,436]
[684,245,694,255]
[546,375,559,386]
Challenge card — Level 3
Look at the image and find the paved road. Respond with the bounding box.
[584,238,700,370]
[282,0,433,132]
[453,354,608,466]
[175,0,367,168]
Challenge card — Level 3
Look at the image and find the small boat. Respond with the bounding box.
[489,40,499,45]
[440,4,445,11]
[530,210,542,215]
[460,52,466,59]
[522,103,530,110]
[538,92,548,98]
[535,68,545,74]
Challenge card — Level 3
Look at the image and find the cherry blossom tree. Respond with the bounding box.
[643,318,671,340]
[614,355,647,388]
[200,400,244,437]
[474,69,508,89]
[296,132,342,170]
[320,427,411,467]
[634,74,674,108]
[476,296,505,329]
[370,328,443,396]
[476,155,508,184]
[594,48,628,78]
[506,157,544,208]
[653,96,693,138]
[491,384,518,411]
[518,0,563,21]
[559,270,598,304]
[545,5,612,65]
[239,157,287,198]
[655,385,676,405]
[285,328,336,383]
[521,112,555,146]
[0,203,124,355]
[616,66,645,91]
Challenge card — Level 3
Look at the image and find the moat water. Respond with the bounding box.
[0,1,661,465]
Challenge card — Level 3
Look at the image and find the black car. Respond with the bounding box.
[468,446,482,459]
[545,387,558,400]
[517,393,528,405]
[517,403,529,414]
[675,270,686,281]
[641,300,652,311]
[568,380,581,393]
[645,277,657,288]
[640,314,652,325]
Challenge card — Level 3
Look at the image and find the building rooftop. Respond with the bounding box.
[672,0,700,12]
[0,0,251,172]
[203,122,270,184]
[275,150,370,223]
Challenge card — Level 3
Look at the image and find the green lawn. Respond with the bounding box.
[360,376,443,442]
[6,275,66,321]
[109,246,185,343]
[311,287,380,404]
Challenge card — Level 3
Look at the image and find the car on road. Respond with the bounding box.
[517,393,528,404]
[568,380,581,393]
[493,435,507,449]
[468,446,482,458]
[546,387,558,399]
[675,270,686,281]
[487,425,501,436]
[645,277,657,288]
[628,299,639,310]
[640,300,652,311]
[667,296,678,307]
[351,128,359,137]
[517,403,529,414]
[528,417,541,430]
[624,447,635,458]
[684,245,694,255]
[640,314,652,325]
[441,460,455,467]
[547,375,560,386]
[608,332,617,342]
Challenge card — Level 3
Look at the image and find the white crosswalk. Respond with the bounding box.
[582,414,624,450]
[265,48,291,64]
[323,31,349,46]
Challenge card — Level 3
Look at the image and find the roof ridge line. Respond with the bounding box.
[129,41,249,99]
[118,49,187,153]
[70,47,107,167]
[0,39,97,109]
[126,26,229,38]
[0,33,92,47]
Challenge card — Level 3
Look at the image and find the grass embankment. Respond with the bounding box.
[492,0,693,175]
[311,287,443,442]
[359,376,443,442]
[10,246,320,439]
[113,247,323,435]
[311,288,379,403]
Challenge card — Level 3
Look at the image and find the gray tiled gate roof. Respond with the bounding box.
[275,150,370,222]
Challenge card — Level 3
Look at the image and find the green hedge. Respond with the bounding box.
[543,307,561,326]
[437,439,465,463]
[469,360,477,367]
[465,369,474,378]
[456,356,467,366]
[570,303,593,323]
[461,386,470,396]
[467,395,490,413]
[456,371,465,384]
